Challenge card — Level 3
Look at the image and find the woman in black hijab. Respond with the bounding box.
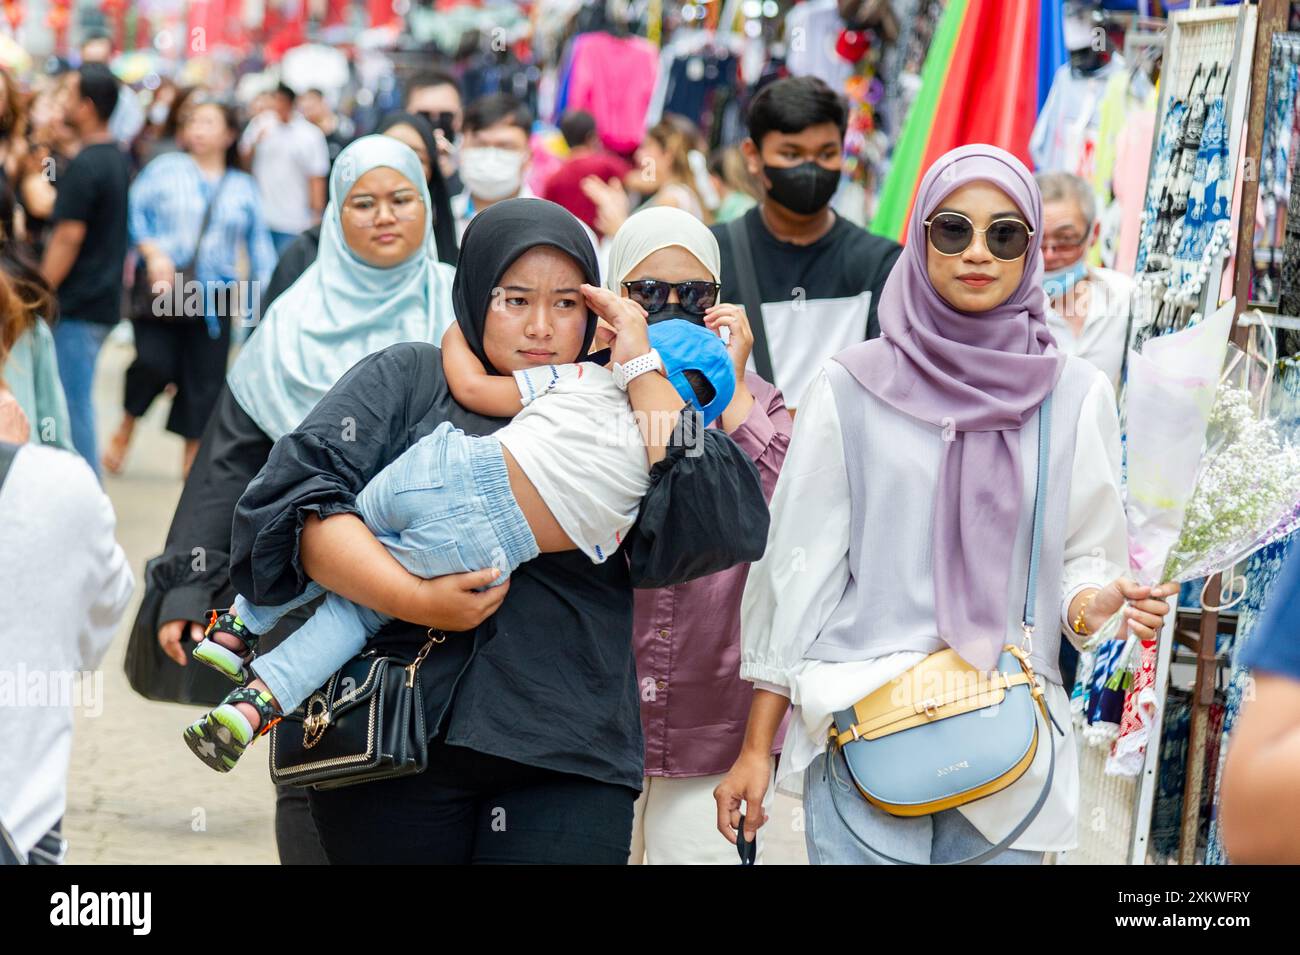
[229,198,769,863]
[260,111,458,307]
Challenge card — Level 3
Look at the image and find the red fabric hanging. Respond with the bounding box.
[368,0,400,29]
[921,0,1039,172]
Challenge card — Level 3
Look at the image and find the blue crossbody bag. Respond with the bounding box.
[825,395,1067,865]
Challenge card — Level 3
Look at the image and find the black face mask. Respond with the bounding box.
[646,304,707,327]
[763,161,840,216]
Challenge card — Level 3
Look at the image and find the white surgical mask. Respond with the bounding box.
[149,103,170,126]
[459,146,526,201]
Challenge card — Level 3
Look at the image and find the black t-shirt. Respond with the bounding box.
[51,142,130,325]
[712,206,902,406]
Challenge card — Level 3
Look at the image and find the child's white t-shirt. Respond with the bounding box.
[495,362,651,563]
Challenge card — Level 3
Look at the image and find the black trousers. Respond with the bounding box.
[305,741,638,864]
[123,317,231,439]
[275,784,330,865]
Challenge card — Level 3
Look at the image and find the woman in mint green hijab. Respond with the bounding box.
[228,135,456,440]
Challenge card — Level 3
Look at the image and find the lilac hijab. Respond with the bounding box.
[834,144,1064,672]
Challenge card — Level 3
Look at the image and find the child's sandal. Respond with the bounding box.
[192,609,258,684]
[182,685,283,773]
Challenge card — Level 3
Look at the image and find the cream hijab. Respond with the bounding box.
[604,206,721,289]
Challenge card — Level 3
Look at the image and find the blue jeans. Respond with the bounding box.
[233,422,539,712]
[52,319,113,478]
[802,750,1045,865]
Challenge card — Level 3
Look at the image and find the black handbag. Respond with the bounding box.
[131,172,228,322]
[268,631,444,790]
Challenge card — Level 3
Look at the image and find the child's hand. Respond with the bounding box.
[581,284,649,366]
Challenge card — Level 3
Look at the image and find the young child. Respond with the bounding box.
[183,296,735,772]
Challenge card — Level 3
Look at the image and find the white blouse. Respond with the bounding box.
[740,363,1128,852]
[1045,267,1134,390]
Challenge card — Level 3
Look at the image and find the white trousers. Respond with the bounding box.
[629,758,782,865]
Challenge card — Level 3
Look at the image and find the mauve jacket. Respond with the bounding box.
[634,372,793,777]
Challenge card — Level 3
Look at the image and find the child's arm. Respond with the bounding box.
[580,283,684,468]
[441,322,525,418]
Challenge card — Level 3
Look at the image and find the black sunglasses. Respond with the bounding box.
[622,279,720,315]
[922,211,1034,261]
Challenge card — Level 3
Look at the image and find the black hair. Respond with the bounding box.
[559,110,597,149]
[463,93,532,136]
[682,368,716,407]
[76,63,119,123]
[303,87,325,99]
[274,83,296,102]
[746,76,847,149]
[406,69,460,103]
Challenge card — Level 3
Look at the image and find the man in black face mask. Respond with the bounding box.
[712,76,901,413]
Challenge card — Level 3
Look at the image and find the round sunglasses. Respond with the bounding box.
[622,279,720,315]
[922,211,1034,261]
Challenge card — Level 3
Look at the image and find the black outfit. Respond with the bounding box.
[711,205,902,340]
[123,317,232,438]
[228,200,770,859]
[323,127,351,170]
[50,142,130,325]
[263,225,321,308]
[307,739,636,864]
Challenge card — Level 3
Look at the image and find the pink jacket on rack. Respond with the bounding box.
[565,32,660,155]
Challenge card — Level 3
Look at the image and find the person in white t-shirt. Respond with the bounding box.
[239,84,330,254]
[1037,171,1134,391]
[182,282,736,775]
[0,390,134,861]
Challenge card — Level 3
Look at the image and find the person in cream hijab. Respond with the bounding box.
[607,206,797,865]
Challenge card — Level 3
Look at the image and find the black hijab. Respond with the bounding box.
[452,197,601,375]
[377,111,459,267]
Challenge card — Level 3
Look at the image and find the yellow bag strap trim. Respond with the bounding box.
[832,672,1032,746]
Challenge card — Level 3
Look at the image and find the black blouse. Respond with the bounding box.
[228,341,770,790]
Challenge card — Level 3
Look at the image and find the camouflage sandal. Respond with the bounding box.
[192,609,259,685]
[183,686,283,773]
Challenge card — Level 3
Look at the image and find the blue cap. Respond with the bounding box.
[647,318,736,427]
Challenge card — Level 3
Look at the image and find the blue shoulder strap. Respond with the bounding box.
[1022,393,1052,632]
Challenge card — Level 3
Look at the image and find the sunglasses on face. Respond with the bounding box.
[922,211,1034,261]
[622,279,720,315]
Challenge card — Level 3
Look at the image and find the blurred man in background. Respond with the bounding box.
[239,83,329,256]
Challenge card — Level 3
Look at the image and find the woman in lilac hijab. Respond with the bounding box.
[716,144,1177,865]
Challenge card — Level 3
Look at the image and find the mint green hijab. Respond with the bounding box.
[228,135,456,439]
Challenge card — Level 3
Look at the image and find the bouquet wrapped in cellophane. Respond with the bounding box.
[1080,302,1300,774]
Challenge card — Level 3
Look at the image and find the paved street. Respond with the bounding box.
[64,333,278,864]
[64,331,807,864]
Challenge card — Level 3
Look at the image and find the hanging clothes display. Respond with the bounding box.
[784,0,855,92]
[1030,56,1128,176]
[1251,34,1299,306]
[554,30,660,154]
[643,29,748,151]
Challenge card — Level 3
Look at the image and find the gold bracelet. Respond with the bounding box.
[1072,590,1099,637]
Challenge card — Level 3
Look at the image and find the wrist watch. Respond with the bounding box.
[612,348,663,391]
